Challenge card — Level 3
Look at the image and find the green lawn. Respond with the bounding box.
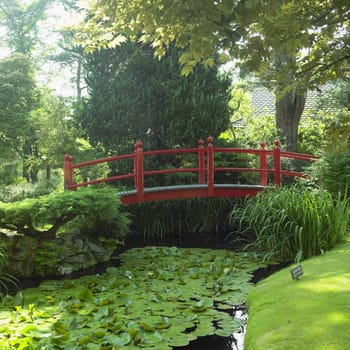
[245,236,350,350]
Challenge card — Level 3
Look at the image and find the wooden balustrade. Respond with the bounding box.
[63,138,318,203]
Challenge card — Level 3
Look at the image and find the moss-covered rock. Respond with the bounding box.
[1,231,121,278]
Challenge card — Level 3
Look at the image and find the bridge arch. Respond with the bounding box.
[63,137,318,205]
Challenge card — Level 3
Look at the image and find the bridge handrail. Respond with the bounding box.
[63,137,318,201]
[71,153,134,169]
[143,148,198,156]
[280,150,319,161]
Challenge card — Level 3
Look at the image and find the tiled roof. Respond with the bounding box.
[251,86,333,116]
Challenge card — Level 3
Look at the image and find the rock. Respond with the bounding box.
[1,231,118,278]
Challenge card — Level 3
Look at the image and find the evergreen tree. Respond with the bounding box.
[78,43,232,153]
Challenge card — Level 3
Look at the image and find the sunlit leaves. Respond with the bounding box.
[0,246,266,348]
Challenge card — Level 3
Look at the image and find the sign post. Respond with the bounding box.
[290,265,303,280]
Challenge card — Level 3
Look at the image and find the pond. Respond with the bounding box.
[0,246,272,349]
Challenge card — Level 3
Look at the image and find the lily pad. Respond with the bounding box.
[0,246,267,349]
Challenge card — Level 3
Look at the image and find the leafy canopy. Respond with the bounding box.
[77,0,349,85]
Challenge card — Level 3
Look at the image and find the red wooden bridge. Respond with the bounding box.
[63,137,318,205]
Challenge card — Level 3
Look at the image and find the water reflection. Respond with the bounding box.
[174,306,247,350]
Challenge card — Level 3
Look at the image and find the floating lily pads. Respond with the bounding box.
[0,247,267,349]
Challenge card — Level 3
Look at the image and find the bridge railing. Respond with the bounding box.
[63,137,318,197]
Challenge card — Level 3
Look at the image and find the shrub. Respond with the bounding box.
[228,186,350,262]
[0,187,130,240]
[308,147,350,198]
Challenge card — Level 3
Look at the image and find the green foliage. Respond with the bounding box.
[78,0,349,85]
[127,198,238,244]
[0,53,36,151]
[0,0,53,55]
[0,187,130,239]
[297,111,329,155]
[233,113,277,148]
[0,246,267,348]
[78,43,232,154]
[214,137,260,185]
[228,186,350,262]
[29,89,80,170]
[309,148,350,197]
[76,0,348,152]
[0,170,62,202]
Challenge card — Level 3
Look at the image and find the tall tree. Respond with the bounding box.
[29,89,79,180]
[0,0,53,182]
[0,53,36,165]
[78,43,232,153]
[0,0,53,56]
[77,0,349,151]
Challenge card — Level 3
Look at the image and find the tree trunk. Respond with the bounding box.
[46,164,51,181]
[22,136,39,183]
[275,89,306,152]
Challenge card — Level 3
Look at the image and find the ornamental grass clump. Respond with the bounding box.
[0,239,17,299]
[229,186,350,262]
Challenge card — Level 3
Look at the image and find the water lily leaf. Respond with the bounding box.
[140,321,155,331]
[53,321,68,335]
[93,306,113,321]
[168,336,190,347]
[15,336,32,350]
[115,294,131,307]
[0,247,267,349]
[86,344,100,350]
[13,292,24,306]
[94,328,106,338]
[78,288,94,301]
[38,281,57,291]
[192,323,216,337]
[78,333,92,345]
[191,299,213,312]
[51,333,68,344]
[20,324,38,334]
[67,302,85,314]
[62,280,75,289]
[139,331,163,346]
[45,295,57,303]
[124,270,133,279]
[104,332,131,346]
[153,320,171,329]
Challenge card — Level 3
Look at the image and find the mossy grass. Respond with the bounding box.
[245,236,350,350]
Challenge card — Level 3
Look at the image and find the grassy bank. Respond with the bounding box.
[245,236,350,350]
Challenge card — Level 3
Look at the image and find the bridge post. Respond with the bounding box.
[207,136,214,196]
[134,141,144,201]
[198,139,205,184]
[260,142,268,186]
[63,154,73,190]
[273,140,281,187]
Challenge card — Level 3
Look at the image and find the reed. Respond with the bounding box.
[228,186,350,262]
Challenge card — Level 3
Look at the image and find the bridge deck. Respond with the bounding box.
[118,184,267,205]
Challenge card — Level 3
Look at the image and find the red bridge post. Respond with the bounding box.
[260,142,268,186]
[198,139,205,184]
[134,141,144,201]
[63,154,73,190]
[273,140,281,187]
[207,136,214,196]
